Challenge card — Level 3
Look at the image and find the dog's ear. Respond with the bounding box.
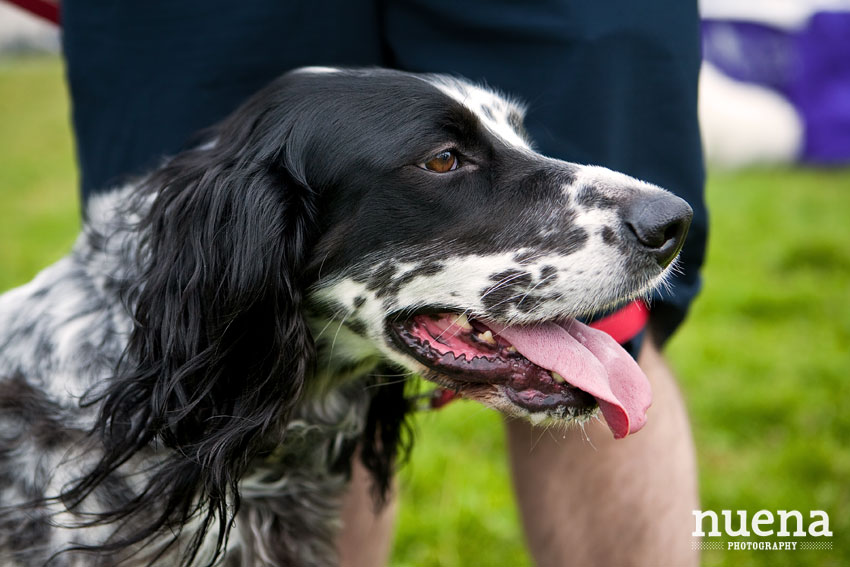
[359,363,414,505]
[63,93,318,564]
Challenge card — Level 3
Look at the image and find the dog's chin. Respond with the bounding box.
[452,384,601,427]
[386,311,600,423]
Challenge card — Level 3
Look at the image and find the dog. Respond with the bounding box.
[0,67,691,566]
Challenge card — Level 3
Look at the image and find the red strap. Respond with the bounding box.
[588,299,649,344]
[430,388,458,410]
[6,0,60,26]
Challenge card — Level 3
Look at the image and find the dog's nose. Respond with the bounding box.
[624,193,693,268]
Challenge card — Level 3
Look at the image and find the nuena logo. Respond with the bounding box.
[692,510,833,537]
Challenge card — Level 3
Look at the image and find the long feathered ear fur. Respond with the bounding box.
[60,93,319,565]
[359,364,414,505]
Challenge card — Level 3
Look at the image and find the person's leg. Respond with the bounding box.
[336,457,398,567]
[506,334,699,567]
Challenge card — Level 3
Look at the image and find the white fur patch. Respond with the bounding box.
[294,66,342,75]
[572,164,666,199]
[423,75,532,151]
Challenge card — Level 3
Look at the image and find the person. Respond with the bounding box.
[62,1,707,564]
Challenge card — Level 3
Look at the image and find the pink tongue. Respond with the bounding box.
[488,320,651,438]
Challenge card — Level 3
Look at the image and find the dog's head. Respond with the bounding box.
[113,66,692,446]
[81,67,690,563]
[276,68,691,437]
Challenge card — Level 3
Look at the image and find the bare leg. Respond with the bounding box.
[506,336,699,567]
[336,457,397,567]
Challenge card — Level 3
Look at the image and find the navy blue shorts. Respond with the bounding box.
[63,0,707,345]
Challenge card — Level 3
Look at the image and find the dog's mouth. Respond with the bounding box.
[388,312,652,438]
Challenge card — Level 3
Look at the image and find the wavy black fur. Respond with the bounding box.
[359,366,414,505]
[61,96,321,565]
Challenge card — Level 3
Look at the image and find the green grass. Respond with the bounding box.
[668,167,850,567]
[0,56,78,289]
[1,57,848,566]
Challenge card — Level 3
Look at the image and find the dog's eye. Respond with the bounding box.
[421,150,459,173]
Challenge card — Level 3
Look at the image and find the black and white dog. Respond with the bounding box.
[0,68,691,566]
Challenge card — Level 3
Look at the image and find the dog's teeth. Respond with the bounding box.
[478,330,496,344]
[551,371,566,384]
[507,345,517,353]
[453,313,473,330]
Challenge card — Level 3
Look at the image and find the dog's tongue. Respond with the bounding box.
[488,320,651,438]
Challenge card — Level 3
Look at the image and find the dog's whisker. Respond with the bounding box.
[515,271,559,308]
[314,306,348,340]
[369,371,418,379]
[364,376,415,390]
[479,271,532,301]
[529,421,549,452]
[577,420,592,447]
[315,250,332,283]
[432,307,475,343]
[326,312,351,371]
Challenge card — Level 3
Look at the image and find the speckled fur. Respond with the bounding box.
[0,187,379,566]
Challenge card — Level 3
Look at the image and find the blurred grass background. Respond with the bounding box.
[1,56,847,566]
